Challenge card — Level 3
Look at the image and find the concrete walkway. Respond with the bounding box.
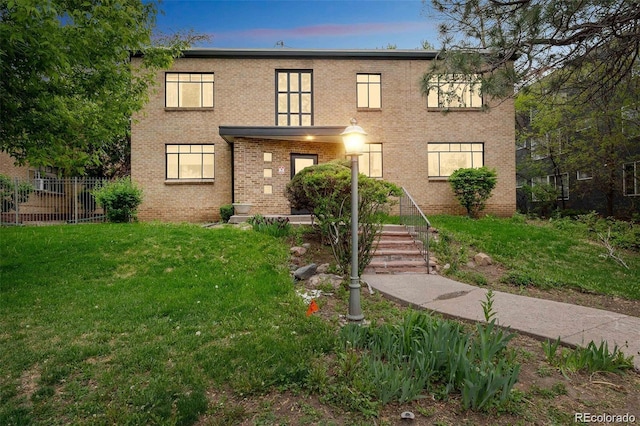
[362,273,640,371]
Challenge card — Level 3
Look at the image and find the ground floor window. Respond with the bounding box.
[166,144,215,179]
[359,143,383,178]
[427,143,484,177]
[623,161,639,196]
[531,173,569,200]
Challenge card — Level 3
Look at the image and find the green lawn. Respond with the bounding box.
[0,223,335,425]
[428,215,640,300]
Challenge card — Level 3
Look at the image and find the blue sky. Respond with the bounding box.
[154,0,441,49]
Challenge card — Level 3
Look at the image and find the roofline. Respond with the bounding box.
[219,125,346,144]
[178,48,444,60]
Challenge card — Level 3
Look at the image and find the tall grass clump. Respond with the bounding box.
[248,214,292,237]
[332,293,520,412]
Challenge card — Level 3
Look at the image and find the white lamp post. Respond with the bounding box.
[341,118,367,322]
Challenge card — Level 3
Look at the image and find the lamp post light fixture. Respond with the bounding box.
[340,118,367,322]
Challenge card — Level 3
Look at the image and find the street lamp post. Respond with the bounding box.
[341,118,367,322]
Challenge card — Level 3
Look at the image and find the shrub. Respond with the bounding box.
[448,167,497,218]
[219,204,234,223]
[285,160,401,276]
[92,178,143,223]
[0,174,33,212]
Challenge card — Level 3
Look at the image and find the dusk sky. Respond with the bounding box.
[154,0,442,50]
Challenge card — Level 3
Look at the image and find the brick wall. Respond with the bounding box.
[132,52,516,222]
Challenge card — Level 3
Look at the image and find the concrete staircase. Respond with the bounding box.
[365,224,432,274]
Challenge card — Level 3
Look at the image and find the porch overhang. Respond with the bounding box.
[219,126,346,144]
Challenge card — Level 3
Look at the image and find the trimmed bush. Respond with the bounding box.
[92,177,142,223]
[448,167,497,218]
[219,204,234,223]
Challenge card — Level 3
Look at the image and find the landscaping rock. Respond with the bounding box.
[474,252,493,266]
[316,263,331,274]
[307,273,343,290]
[290,246,307,256]
[294,263,317,280]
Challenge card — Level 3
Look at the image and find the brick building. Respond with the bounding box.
[131,48,516,222]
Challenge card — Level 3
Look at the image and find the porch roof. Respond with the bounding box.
[219,126,346,144]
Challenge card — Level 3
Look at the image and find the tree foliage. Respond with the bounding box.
[0,0,204,175]
[285,160,402,276]
[516,64,640,216]
[448,167,497,218]
[423,0,640,102]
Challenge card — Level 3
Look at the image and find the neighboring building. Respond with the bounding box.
[515,105,640,218]
[130,48,517,222]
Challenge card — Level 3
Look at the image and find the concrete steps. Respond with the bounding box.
[366,225,431,274]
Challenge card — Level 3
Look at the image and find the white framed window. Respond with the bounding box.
[427,74,482,108]
[166,144,215,180]
[29,168,64,194]
[165,73,214,108]
[356,74,381,109]
[548,173,569,200]
[623,161,639,196]
[276,70,313,126]
[576,171,593,180]
[428,143,484,177]
[530,137,548,160]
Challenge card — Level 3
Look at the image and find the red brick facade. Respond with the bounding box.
[131,49,516,222]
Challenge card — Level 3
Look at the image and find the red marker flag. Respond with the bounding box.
[306,299,319,316]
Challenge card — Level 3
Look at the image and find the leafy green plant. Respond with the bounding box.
[219,204,234,223]
[285,160,401,276]
[542,338,634,374]
[248,214,292,238]
[448,167,497,218]
[91,177,143,222]
[0,174,33,213]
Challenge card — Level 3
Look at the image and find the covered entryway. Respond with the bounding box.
[220,126,346,216]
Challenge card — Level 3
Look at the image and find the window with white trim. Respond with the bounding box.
[623,161,639,196]
[532,173,569,200]
[428,143,484,177]
[427,74,482,108]
[576,171,593,180]
[357,74,381,109]
[165,73,214,108]
[166,144,215,180]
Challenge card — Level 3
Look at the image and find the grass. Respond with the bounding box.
[427,215,640,299]
[0,223,335,425]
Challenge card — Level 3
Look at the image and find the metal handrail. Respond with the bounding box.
[399,187,431,272]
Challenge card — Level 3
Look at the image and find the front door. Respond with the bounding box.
[290,153,318,214]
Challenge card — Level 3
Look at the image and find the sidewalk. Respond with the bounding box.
[362,272,640,371]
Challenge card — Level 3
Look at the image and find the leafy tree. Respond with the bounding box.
[0,0,205,175]
[422,0,640,103]
[286,160,401,276]
[448,167,497,218]
[0,174,33,212]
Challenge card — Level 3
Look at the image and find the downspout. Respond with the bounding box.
[230,143,235,204]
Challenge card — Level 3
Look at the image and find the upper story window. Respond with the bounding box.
[166,73,214,108]
[357,74,381,109]
[427,74,482,109]
[428,143,484,177]
[29,167,64,194]
[166,144,215,180]
[276,70,312,126]
[623,161,639,196]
